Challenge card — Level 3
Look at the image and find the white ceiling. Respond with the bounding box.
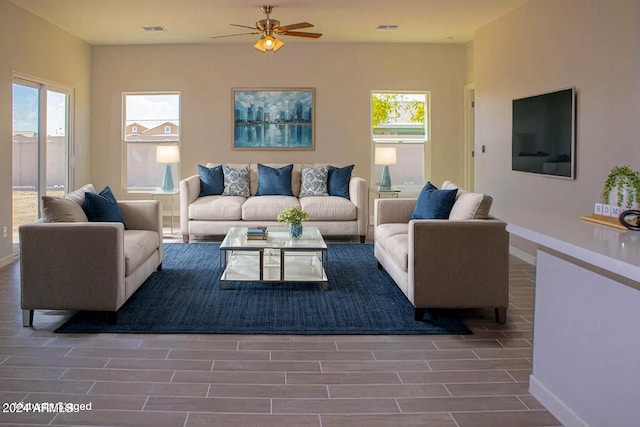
[10,0,530,46]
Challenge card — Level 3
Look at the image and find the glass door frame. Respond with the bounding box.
[12,73,74,244]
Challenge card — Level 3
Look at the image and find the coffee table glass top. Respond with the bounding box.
[220,226,327,250]
[219,226,329,289]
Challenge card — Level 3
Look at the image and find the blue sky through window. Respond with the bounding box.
[13,84,67,135]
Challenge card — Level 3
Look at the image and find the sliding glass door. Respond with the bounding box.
[12,77,72,245]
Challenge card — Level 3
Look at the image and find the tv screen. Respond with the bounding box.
[512,88,576,179]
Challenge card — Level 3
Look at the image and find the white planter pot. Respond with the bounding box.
[609,185,640,210]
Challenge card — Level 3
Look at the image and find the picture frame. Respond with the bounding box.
[232,88,315,150]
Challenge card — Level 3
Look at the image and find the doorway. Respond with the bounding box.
[463,84,475,190]
[12,76,73,246]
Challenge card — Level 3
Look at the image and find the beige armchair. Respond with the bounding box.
[374,197,509,323]
[19,200,163,326]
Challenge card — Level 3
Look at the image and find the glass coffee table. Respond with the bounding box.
[219,226,329,290]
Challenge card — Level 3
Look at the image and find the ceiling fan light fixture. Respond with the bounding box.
[254,35,284,52]
[215,5,318,51]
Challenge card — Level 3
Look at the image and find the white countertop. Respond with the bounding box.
[505,212,640,283]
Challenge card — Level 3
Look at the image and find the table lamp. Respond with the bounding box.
[156,145,180,191]
[375,146,397,188]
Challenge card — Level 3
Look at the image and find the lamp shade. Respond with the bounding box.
[375,147,397,165]
[156,145,180,164]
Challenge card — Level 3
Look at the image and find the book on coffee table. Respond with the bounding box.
[246,227,268,240]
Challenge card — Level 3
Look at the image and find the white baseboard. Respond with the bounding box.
[509,245,536,265]
[529,375,590,427]
[0,253,15,269]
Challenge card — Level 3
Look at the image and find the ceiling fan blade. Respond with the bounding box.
[277,22,313,31]
[279,31,322,38]
[230,23,259,30]
[210,32,260,39]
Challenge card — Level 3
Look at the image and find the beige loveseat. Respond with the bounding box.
[374,181,509,323]
[180,163,368,243]
[20,184,163,326]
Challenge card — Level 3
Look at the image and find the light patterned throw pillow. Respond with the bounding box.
[222,164,250,197]
[300,165,329,197]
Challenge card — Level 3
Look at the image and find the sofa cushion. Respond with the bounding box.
[327,165,354,199]
[189,195,244,220]
[41,196,89,223]
[222,164,250,197]
[123,230,160,276]
[441,181,493,220]
[300,165,329,197]
[198,164,224,196]
[411,182,457,220]
[374,223,408,248]
[82,186,127,227]
[256,163,294,196]
[385,233,409,272]
[242,196,300,221]
[299,196,356,220]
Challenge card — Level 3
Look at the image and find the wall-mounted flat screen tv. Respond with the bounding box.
[512,88,576,179]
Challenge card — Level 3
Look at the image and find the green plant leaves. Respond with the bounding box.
[602,165,640,208]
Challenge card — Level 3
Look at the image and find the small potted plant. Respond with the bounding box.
[278,207,308,239]
[602,165,640,209]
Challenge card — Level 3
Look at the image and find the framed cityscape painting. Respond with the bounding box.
[232,88,315,150]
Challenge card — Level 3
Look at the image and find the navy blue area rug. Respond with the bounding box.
[55,243,470,335]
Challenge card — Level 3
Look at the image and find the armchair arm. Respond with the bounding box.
[408,219,509,309]
[19,222,126,311]
[180,175,201,235]
[349,176,369,238]
[374,198,416,226]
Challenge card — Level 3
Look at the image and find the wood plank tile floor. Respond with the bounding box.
[0,236,562,427]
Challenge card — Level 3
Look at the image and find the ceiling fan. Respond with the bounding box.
[210,5,322,52]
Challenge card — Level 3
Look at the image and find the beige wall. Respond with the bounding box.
[90,42,467,198]
[464,41,474,85]
[0,0,91,263]
[474,0,640,233]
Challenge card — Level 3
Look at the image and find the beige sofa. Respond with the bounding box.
[20,186,163,326]
[180,163,369,243]
[374,181,509,323]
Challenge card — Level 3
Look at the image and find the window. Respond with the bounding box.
[371,91,429,195]
[123,93,180,192]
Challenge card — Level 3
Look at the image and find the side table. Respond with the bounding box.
[369,186,401,199]
[151,189,179,235]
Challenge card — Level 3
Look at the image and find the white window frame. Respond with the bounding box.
[122,92,181,193]
[371,91,430,196]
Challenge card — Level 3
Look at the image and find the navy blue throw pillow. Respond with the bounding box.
[82,186,127,227]
[198,164,224,196]
[255,164,294,196]
[327,165,354,199]
[411,182,458,220]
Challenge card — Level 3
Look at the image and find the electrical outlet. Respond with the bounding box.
[2,226,7,238]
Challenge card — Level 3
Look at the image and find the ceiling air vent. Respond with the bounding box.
[376,24,399,31]
[142,26,167,32]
